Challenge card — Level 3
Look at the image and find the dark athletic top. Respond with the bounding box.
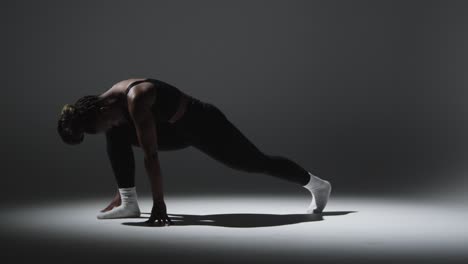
[125,78,183,123]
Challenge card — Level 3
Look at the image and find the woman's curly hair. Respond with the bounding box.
[57,95,103,145]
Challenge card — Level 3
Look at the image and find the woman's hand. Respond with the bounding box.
[146,199,173,226]
[100,191,121,213]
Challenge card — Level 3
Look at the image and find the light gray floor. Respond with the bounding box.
[2,195,467,263]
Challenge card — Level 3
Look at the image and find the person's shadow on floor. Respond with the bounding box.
[121,211,356,228]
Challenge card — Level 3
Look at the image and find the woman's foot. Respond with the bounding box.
[97,202,141,219]
[303,172,332,213]
[97,187,141,219]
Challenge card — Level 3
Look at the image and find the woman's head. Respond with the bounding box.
[57,95,108,145]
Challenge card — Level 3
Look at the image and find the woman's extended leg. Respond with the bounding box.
[186,103,310,184]
[180,101,332,213]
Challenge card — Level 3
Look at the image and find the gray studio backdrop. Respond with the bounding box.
[2,0,468,203]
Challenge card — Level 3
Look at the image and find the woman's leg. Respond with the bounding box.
[179,100,331,213]
[105,125,136,188]
[98,123,191,219]
[105,123,190,189]
[183,102,310,185]
[98,125,140,218]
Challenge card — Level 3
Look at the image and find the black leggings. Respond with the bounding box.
[105,98,311,188]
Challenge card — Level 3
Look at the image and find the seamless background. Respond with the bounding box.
[1,0,468,203]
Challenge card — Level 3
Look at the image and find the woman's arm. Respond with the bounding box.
[127,86,172,226]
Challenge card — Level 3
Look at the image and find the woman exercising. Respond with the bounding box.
[57,78,332,226]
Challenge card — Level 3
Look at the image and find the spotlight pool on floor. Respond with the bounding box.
[1,195,467,263]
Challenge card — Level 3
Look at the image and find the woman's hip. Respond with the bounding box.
[172,98,228,141]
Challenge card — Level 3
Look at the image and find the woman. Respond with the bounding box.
[57,78,332,226]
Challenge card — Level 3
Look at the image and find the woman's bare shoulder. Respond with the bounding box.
[112,78,148,90]
[101,78,149,96]
[98,78,149,101]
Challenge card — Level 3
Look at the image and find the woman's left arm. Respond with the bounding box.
[127,87,172,226]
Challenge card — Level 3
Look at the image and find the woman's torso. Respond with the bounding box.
[122,78,184,123]
[103,77,191,123]
[104,78,195,147]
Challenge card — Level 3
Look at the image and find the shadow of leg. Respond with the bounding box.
[122,211,357,228]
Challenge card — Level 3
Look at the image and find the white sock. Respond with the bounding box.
[97,187,141,219]
[302,172,332,213]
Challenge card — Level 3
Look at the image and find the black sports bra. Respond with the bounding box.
[125,78,184,123]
